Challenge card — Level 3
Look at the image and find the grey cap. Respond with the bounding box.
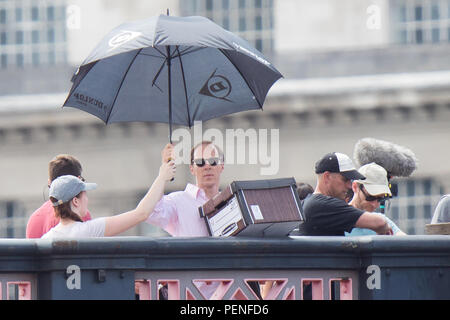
[49,175,97,206]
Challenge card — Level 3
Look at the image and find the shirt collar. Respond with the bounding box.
[185,183,207,200]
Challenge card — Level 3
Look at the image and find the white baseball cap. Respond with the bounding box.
[354,163,392,196]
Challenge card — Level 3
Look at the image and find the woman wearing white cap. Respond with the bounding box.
[347,162,406,236]
[41,161,175,238]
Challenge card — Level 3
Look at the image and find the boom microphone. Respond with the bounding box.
[353,137,418,177]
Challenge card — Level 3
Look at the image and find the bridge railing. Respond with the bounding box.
[0,235,449,300]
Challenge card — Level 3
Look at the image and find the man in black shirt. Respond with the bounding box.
[300,152,392,236]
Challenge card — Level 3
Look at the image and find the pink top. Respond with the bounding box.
[146,183,210,237]
[26,200,92,238]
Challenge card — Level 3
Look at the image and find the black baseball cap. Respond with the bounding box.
[315,152,366,180]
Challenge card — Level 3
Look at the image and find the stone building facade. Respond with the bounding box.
[1,0,450,237]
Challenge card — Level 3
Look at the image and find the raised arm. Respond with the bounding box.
[355,212,393,235]
[104,160,176,237]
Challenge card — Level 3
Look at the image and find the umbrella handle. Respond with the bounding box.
[168,157,175,182]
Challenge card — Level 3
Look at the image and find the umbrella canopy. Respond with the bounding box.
[63,14,283,141]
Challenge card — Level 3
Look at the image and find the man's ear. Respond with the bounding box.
[351,181,359,193]
[189,164,195,176]
[322,171,331,184]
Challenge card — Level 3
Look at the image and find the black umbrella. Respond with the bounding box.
[63,14,283,143]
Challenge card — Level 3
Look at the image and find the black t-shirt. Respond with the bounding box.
[299,193,364,236]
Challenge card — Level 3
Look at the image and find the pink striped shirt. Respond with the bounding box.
[146,183,210,237]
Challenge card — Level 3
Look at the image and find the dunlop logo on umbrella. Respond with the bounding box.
[232,42,271,66]
[108,30,142,52]
[199,69,232,102]
[73,93,108,112]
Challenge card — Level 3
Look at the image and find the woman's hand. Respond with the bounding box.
[159,160,176,182]
[161,143,174,164]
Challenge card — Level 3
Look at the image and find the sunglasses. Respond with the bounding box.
[192,157,220,167]
[359,184,387,202]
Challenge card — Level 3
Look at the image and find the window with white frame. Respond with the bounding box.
[0,0,67,69]
[385,178,445,234]
[0,200,26,238]
[180,0,274,55]
[390,0,450,44]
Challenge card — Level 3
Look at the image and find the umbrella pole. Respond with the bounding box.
[167,45,175,182]
[166,5,172,143]
[167,8,171,141]
[167,46,172,144]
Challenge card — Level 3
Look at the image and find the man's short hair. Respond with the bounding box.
[190,141,224,164]
[297,182,314,200]
[48,154,83,182]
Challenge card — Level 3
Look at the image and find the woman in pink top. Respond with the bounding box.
[26,154,92,238]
